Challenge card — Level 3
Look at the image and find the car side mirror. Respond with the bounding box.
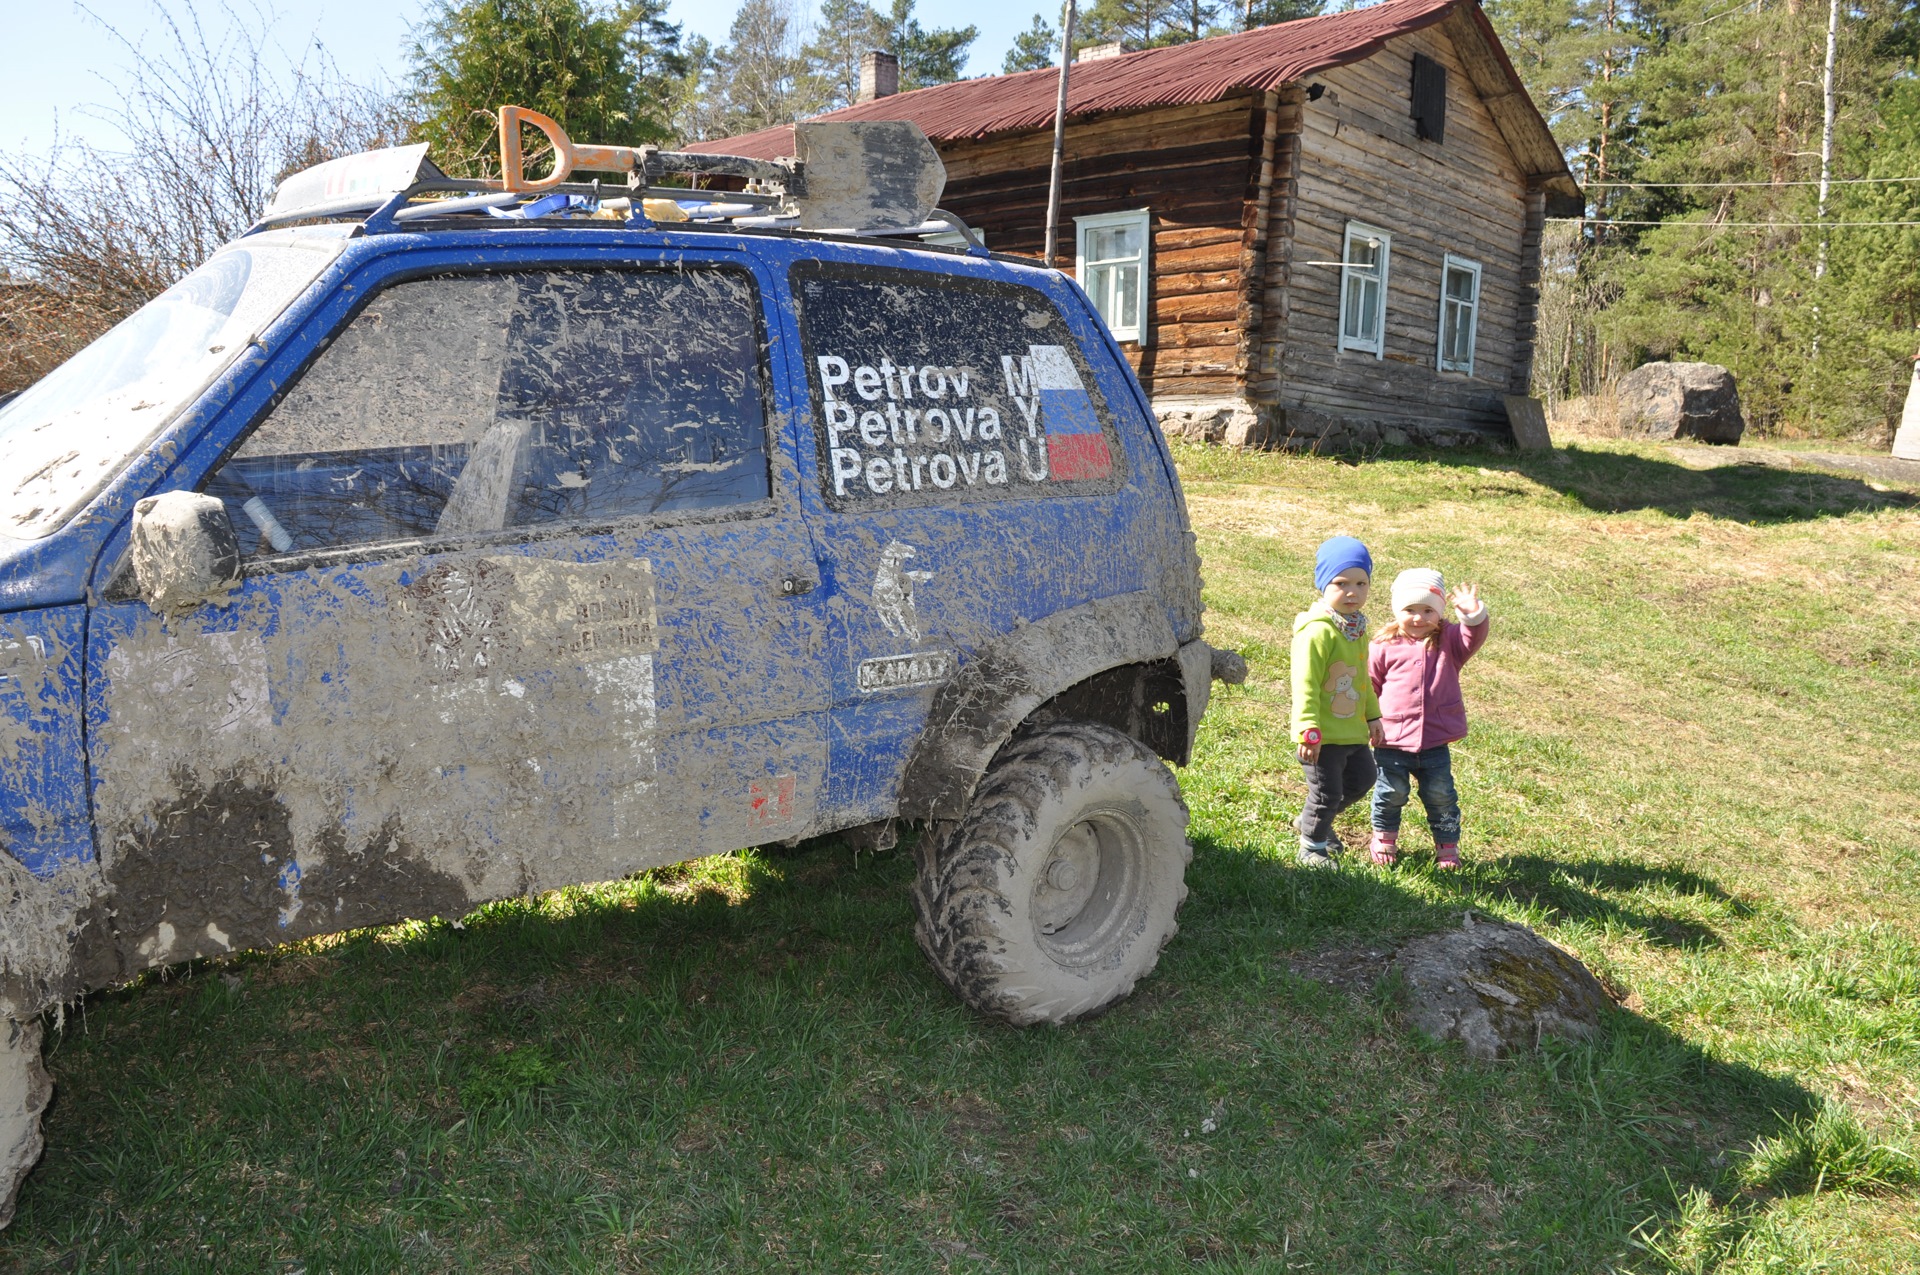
[129,491,243,614]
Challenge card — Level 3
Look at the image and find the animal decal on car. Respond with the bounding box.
[871,540,934,640]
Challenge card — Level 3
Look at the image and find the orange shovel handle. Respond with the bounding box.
[498,105,641,192]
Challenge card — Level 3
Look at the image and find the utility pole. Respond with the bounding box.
[1043,0,1078,270]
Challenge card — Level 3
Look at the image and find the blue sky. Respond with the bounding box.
[3,0,1051,157]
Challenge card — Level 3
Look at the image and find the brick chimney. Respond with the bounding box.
[858,50,899,102]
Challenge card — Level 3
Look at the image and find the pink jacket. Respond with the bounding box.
[1368,614,1490,752]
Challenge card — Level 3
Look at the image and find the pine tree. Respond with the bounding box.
[1243,0,1326,27]
[878,0,979,89]
[1157,0,1229,43]
[803,0,890,109]
[704,0,819,136]
[670,34,723,141]
[409,0,685,176]
[1003,13,1060,72]
[1489,0,1920,435]
[1078,0,1177,49]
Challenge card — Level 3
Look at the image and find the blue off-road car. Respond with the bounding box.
[0,113,1237,1221]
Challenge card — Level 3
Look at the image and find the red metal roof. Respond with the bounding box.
[688,0,1514,160]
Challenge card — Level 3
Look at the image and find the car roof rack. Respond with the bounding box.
[251,106,983,251]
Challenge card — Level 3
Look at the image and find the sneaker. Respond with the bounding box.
[1325,830,1346,857]
[1369,833,1398,866]
[1435,843,1461,871]
[1297,841,1337,870]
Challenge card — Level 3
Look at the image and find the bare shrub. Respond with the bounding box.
[0,2,411,394]
[1531,221,1623,409]
[1547,391,1630,442]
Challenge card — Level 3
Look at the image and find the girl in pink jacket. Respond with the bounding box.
[1367,569,1489,869]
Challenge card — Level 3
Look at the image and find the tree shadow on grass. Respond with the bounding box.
[10,831,1834,1273]
[1423,442,1916,525]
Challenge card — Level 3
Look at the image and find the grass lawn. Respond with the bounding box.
[3,440,1917,1273]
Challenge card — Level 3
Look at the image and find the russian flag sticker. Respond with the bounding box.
[1028,345,1112,481]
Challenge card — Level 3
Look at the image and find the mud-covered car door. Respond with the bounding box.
[83,258,828,969]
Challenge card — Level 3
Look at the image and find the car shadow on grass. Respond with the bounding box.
[1420,441,1917,524]
[8,831,1835,1273]
[1182,827,1824,1264]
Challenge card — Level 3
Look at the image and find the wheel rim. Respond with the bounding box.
[1030,802,1149,968]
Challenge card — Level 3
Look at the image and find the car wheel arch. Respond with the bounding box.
[897,591,1210,823]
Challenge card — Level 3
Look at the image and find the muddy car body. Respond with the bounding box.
[0,130,1234,1222]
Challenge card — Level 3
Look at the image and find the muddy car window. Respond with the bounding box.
[204,268,770,556]
[792,262,1125,511]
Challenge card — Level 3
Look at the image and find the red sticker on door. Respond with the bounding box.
[749,774,797,827]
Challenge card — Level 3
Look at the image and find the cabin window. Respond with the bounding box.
[1339,222,1391,357]
[1437,254,1482,375]
[1075,209,1151,344]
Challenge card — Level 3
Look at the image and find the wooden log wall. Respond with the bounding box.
[1510,187,1548,396]
[937,95,1262,401]
[1272,23,1532,433]
[1251,89,1306,405]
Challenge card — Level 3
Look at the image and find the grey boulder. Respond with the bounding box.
[1393,914,1613,1060]
[1615,361,1746,444]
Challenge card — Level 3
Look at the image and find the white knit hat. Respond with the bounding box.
[1391,568,1446,616]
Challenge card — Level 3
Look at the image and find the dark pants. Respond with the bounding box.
[1371,744,1462,843]
[1297,743,1378,846]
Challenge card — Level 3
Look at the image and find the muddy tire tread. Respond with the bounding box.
[912,722,1191,1026]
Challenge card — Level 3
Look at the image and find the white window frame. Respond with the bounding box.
[1436,253,1482,376]
[1339,221,1392,358]
[1075,208,1151,345]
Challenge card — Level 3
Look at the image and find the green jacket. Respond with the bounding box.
[1290,604,1382,745]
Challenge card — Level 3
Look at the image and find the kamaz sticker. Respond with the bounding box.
[857,650,954,692]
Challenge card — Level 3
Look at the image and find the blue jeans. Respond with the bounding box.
[1371,744,1461,843]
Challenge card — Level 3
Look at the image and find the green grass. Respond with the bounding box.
[4,439,1918,1272]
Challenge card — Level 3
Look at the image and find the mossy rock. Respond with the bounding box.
[1391,914,1612,1060]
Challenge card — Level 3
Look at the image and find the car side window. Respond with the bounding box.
[791,261,1126,512]
[204,267,770,558]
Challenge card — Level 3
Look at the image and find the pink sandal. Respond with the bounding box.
[1435,843,1461,871]
[1369,833,1398,866]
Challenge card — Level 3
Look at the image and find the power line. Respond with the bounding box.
[1586,175,1920,188]
[1678,0,1764,32]
[1548,217,1920,227]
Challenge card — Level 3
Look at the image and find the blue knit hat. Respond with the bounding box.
[1313,536,1373,592]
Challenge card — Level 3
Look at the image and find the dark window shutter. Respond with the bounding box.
[1411,53,1446,143]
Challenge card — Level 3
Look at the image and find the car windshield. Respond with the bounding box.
[0,231,347,540]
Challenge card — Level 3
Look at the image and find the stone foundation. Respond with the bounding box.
[1152,397,1507,453]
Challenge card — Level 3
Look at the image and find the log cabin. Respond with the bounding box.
[691,0,1580,449]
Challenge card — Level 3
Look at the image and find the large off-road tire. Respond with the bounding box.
[912,721,1192,1025]
[0,1018,51,1229]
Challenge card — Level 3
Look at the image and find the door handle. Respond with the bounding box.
[779,576,817,597]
